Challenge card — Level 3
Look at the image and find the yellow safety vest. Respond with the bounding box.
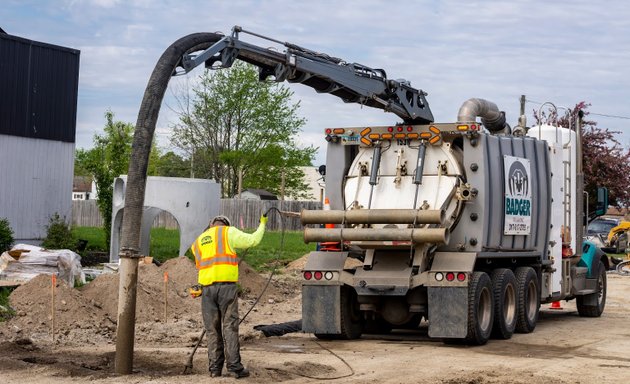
[191,226,239,285]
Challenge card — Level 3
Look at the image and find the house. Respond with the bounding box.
[0,30,80,243]
[238,189,278,200]
[72,176,97,200]
[298,166,325,202]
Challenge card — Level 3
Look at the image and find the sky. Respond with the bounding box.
[3,0,630,165]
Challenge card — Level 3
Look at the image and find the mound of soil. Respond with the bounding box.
[3,256,286,345]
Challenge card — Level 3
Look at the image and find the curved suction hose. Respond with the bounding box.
[457,97,509,134]
[115,32,223,374]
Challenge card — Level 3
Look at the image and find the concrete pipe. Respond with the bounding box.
[303,227,449,244]
[300,209,444,226]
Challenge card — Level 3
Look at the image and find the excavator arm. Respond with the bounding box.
[177,26,434,124]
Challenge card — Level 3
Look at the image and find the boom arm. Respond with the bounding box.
[178,26,434,124]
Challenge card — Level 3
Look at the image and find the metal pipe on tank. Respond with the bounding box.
[368,144,382,209]
[457,98,507,133]
[304,227,449,244]
[413,141,427,185]
[300,209,445,225]
[413,140,427,209]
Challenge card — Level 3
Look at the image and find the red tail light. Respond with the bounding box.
[314,271,323,280]
[446,272,455,281]
[303,271,312,280]
[457,272,466,282]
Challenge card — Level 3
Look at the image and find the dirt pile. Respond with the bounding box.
[2,256,286,345]
[7,274,113,344]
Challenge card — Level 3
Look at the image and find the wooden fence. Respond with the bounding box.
[71,199,322,231]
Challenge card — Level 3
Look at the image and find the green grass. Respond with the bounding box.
[73,226,108,252]
[0,287,16,322]
[240,230,315,271]
[72,226,314,270]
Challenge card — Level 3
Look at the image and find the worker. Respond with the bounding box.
[191,213,268,378]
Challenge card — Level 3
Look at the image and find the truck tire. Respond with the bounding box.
[577,260,607,317]
[515,267,539,333]
[315,286,363,340]
[465,271,494,345]
[490,268,517,339]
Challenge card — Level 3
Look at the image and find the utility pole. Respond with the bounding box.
[280,168,285,201]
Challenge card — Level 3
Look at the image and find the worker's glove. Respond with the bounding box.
[189,285,202,298]
[260,215,268,225]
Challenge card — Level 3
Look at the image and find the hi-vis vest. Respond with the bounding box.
[191,226,238,285]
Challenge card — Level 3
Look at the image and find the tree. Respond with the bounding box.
[155,151,191,177]
[75,111,134,250]
[170,62,316,198]
[535,102,630,209]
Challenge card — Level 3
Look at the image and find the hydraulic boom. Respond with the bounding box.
[176,26,434,124]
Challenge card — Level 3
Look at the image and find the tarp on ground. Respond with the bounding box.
[0,244,85,286]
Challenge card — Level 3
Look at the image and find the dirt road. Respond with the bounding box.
[1,271,629,383]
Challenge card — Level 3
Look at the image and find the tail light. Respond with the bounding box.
[303,271,312,280]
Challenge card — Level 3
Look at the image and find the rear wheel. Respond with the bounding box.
[515,267,539,333]
[315,285,363,340]
[577,260,607,317]
[465,271,494,345]
[490,268,517,339]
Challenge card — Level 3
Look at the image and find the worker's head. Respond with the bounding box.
[210,215,231,227]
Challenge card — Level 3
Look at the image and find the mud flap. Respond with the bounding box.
[428,287,468,338]
[302,285,341,334]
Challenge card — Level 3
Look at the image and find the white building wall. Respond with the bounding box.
[0,134,74,242]
[299,166,324,202]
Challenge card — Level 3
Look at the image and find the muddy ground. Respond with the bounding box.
[1,257,629,384]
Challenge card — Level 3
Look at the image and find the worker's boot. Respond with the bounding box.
[210,370,222,377]
[228,367,250,378]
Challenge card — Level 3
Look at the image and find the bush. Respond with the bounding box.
[0,218,14,253]
[0,287,15,322]
[42,213,76,250]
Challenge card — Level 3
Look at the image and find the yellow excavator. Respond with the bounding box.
[607,221,630,255]
[609,221,630,275]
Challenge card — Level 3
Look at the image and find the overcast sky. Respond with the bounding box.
[3,0,630,165]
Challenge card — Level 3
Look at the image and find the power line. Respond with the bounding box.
[525,99,630,121]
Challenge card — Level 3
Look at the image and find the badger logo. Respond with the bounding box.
[508,161,529,197]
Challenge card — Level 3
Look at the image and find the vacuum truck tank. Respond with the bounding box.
[300,99,608,345]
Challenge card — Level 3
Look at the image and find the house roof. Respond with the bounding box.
[73,176,92,192]
[242,188,278,200]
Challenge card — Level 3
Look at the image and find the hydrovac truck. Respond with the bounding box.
[173,26,608,345]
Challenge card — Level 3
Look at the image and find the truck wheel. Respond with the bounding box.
[465,271,494,345]
[577,260,607,317]
[490,268,517,339]
[315,286,363,340]
[515,267,539,333]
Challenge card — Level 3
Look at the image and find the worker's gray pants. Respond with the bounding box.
[201,283,243,373]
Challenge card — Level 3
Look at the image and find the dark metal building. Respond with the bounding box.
[0,30,80,242]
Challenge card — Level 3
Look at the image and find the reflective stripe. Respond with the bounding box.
[198,256,239,269]
[216,226,225,256]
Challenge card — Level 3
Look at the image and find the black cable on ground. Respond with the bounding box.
[239,207,286,325]
[264,340,355,380]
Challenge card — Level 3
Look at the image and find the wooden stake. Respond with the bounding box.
[51,274,56,343]
[163,272,168,323]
